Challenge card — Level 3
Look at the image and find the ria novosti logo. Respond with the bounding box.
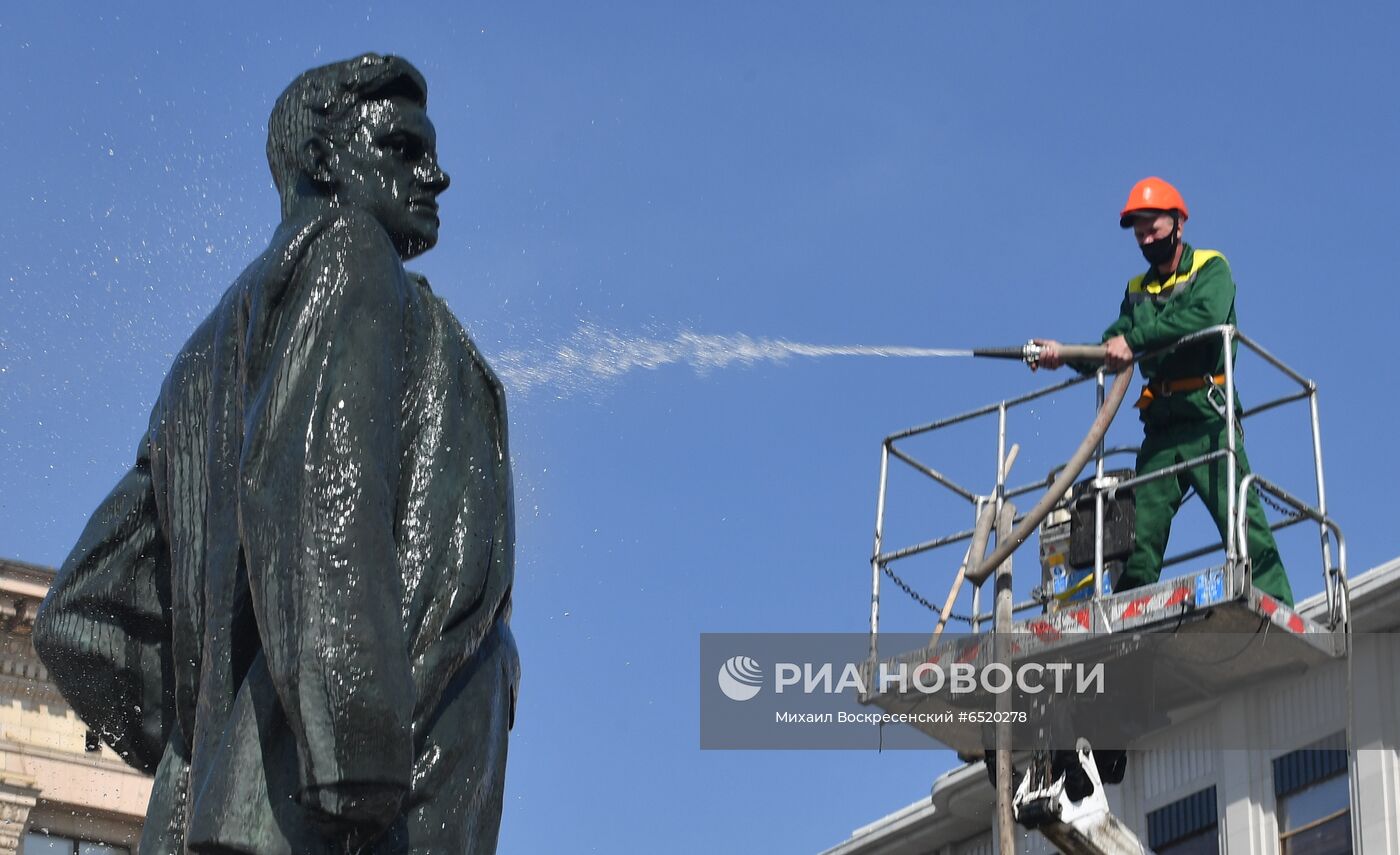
[717,656,763,701]
[714,656,1105,701]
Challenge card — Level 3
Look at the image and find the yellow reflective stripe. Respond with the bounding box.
[1126,249,1225,296]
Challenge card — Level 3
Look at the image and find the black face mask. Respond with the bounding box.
[1139,228,1179,267]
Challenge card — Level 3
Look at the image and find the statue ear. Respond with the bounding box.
[299,137,335,190]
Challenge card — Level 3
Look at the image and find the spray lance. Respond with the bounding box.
[970,340,1108,368]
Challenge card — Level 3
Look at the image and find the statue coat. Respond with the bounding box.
[34,207,519,854]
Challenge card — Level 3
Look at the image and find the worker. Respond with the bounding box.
[1033,177,1294,606]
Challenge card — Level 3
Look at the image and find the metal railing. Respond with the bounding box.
[867,326,1348,662]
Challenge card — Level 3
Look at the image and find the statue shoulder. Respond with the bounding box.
[303,209,401,265]
[291,209,408,302]
[239,209,411,360]
[245,209,404,310]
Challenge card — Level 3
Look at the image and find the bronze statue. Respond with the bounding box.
[33,53,519,854]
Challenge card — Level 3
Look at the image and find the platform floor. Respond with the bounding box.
[859,565,1345,754]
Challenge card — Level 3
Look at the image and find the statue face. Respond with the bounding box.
[329,98,450,259]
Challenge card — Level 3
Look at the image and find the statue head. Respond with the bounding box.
[268,53,450,259]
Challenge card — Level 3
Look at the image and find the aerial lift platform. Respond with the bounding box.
[856,327,1350,854]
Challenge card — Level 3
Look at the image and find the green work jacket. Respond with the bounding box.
[1099,243,1241,431]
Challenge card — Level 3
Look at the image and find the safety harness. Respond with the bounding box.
[1133,374,1227,410]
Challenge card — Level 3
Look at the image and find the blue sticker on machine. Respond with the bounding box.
[1196,569,1225,606]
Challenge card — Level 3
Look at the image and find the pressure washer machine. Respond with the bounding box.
[1038,469,1136,609]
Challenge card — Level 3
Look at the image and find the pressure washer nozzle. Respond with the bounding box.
[970,342,1043,366]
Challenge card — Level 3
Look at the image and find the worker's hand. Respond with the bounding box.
[1104,335,1134,372]
[1032,339,1063,371]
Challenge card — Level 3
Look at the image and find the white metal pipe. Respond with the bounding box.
[1241,388,1311,419]
[1094,370,1107,602]
[1235,329,1315,389]
[886,445,980,504]
[1309,390,1337,619]
[1223,326,1238,574]
[1235,473,1347,609]
[992,500,1017,854]
[869,443,890,663]
[1108,450,1230,495]
[887,374,1088,441]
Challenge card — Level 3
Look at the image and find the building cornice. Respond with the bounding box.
[0,559,55,637]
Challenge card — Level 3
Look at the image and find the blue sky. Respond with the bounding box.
[3,3,1398,852]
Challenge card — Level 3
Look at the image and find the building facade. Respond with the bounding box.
[822,557,1400,854]
[0,559,149,855]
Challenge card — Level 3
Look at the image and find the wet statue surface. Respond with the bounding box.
[33,54,519,854]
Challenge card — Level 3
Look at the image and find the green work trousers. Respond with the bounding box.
[1116,420,1295,607]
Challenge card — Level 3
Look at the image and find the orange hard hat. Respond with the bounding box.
[1119,177,1188,228]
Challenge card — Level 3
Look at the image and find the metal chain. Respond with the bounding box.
[880,564,940,612]
[1253,482,1305,523]
[884,565,940,612]
[880,564,973,623]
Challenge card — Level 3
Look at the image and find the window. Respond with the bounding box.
[21,833,128,855]
[1148,786,1219,855]
[1274,733,1352,855]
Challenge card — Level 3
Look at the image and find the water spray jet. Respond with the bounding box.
[494,324,1109,398]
